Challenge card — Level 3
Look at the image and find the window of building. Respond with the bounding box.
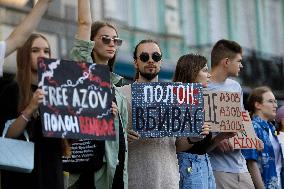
[132,0,159,32]
[104,0,129,23]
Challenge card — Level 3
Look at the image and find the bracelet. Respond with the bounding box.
[21,113,30,122]
[187,137,199,145]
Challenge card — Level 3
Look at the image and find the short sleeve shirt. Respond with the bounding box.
[0,41,6,77]
[207,78,248,173]
[242,115,279,189]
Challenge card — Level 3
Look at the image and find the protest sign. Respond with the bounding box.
[62,139,104,172]
[229,111,259,149]
[203,91,243,132]
[37,58,115,140]
[132,82,204,138]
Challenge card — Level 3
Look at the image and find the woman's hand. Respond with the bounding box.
[7,89,45,138]
[111,101,118,117]
[26,89,45,114]
[200,123,211,136]
[186,123,212,143]
[256,137,264,151]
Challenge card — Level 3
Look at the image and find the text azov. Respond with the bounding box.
[42,86,108,109]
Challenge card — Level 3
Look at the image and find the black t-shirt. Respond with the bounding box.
[0,83,64,189]
[185,132,213,155]
[0,81,18,134]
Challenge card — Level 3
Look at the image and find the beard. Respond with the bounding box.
[139,70,159,81]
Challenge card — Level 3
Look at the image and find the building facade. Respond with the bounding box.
[1,0,284,99]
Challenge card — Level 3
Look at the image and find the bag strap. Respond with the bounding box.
[3,118,30,142]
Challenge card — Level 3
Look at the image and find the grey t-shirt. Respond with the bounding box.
[208,78,248,173]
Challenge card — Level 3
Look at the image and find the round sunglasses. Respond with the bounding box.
[101,36,123,46]
[138,52,162,62]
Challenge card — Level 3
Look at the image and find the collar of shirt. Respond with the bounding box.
[253,115,276,134]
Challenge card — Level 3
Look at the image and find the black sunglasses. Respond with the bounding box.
[138,52,162,62]
[101,36,123,46]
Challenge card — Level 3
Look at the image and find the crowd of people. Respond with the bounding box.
[0,0,284,189]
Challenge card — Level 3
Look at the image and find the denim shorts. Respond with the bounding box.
[177,152,216,189]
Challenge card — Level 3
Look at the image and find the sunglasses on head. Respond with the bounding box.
[138,52,162,63]
[101,36,123,46]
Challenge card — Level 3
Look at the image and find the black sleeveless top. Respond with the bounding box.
[0,82,64,189]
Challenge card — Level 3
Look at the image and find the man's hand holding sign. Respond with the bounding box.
[132,82,204,138]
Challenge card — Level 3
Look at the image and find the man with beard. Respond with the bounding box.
[132,40,161,81]
[118,40,211,188]
[118,39,180,189]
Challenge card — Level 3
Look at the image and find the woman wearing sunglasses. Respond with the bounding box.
[67,0,128,189]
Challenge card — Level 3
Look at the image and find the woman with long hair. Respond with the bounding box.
[67,0,128,188]
[173,54,216,189]
[2,33,65,189]
[173,54,236,189]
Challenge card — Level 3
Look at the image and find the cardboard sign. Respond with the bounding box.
[37,58,115,140]
[229,111,259,149]
[203,91,243,132]
[132,82,204,138]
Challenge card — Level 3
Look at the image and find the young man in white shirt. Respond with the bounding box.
[208,39,255,189]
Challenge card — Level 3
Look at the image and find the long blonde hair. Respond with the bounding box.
[16,33,50,112]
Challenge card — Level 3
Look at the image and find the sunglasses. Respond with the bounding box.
[101,36,122,46]
[138,52,162,62]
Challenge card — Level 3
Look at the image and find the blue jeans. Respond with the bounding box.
[177,152,216,189]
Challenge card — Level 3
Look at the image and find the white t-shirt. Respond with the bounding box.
[277,131,284,158]
[0,41,6,77]
[269,129,282,188]
[208,78,248,173]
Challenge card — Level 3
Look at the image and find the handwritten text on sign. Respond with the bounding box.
[38,58,115,140]
[203,91,243,132]
[132,82,204,138]
[229,111,259,149]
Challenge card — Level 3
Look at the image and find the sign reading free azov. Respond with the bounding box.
[132,82,204,138]
[37,58,114,140]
